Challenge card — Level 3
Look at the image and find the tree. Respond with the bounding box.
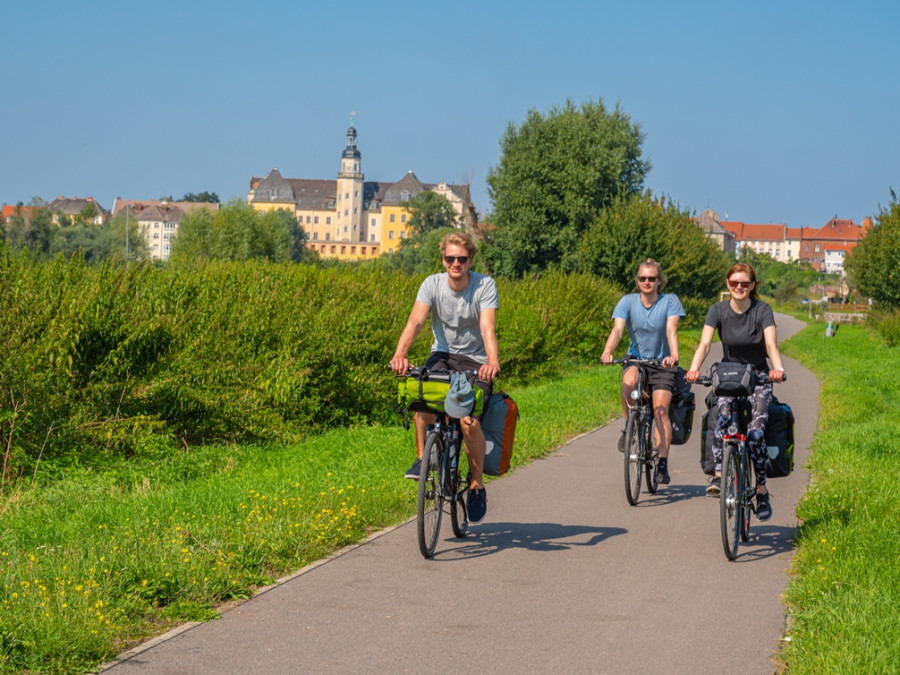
[402,191,458,237]
[169,200,306,263]
[845,189,900,309]
[485,98,650,276]
[384,226,457,275]
[575,193,731,301]
[182,191,220,203]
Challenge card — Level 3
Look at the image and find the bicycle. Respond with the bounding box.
[695,369,785,560]
[395,367,473,558]
[613,357,664,505]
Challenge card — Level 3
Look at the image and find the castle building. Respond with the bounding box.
[247,125,476,261]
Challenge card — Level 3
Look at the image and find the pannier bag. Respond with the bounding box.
[711,362,756,397]
[397,369,484,417]
[764,396,795,478]
[482,392,518,476]
[669,368,695,446]
[699,390,752,475]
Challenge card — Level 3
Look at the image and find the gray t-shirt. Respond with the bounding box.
[612,292,685,360]
[704,299,776,370]
[416,272,499,364]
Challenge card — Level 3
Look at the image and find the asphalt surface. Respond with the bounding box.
[104,314,816,674]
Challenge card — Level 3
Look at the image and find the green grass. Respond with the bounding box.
[779,324,900,673]
[0,364,623,673]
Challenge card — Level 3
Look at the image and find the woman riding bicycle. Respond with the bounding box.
[685,262,785,520]
[601,259,684,485]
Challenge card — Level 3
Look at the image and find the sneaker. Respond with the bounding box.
[656,464,671,485]
[404,458,422,480]
[756,491,772,521]
[705,476,721,496]
[467,487,487,523]
[617,429,626,453]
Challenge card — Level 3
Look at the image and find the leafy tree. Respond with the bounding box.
[25,209,54,258]
[845,189,900,309]
[485,98,650,276]
[737,248,828,299]
[575,193,730,301]
[383,226,457,275]
[402,191,458,236]
[78,202,97,225]
[182,191,220,203]
[169,200,306,263]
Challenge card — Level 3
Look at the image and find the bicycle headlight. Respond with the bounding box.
[630,390,640,401]
[727,424,738,435]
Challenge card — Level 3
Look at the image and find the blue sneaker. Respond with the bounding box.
[405,458,422,480]
[756,491,772,521]
[467,487,487,523]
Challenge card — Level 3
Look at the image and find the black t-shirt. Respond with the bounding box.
[704,299,776,370]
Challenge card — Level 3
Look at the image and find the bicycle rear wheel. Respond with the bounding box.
[645,423,659,494]
[739,450,752,542]
[450,469,469,538]
[417,432,444,558]
[624,409,643,505]
[720,442,741,560]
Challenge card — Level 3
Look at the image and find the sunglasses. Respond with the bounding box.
[638,276,658,283]
[444,255,469,265]
[728,280,754,289]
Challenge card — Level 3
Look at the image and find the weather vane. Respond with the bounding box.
[350,111,356,126]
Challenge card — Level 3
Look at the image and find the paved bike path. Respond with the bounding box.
[105,314,816,674]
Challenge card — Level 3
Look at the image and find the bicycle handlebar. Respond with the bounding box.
[694,371,786,387]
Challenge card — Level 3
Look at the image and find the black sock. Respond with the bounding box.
[658,457,667,469]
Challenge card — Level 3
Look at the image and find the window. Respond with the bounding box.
[269,188,277,199]
[389,231,395,239]
[306,216,311,224]
[330,246,336,254]
[326,233,331,241]
[401,190,410,201]
[341,246,346,254]
[401,214,407,223]
[326,217,331,224]
[389,214,395,223]
[354,190,358,197]
[815,244,820,253]
[345,193,349,199]
[370,234,375,242]
[312,232,318,240]
[153,233,159,239]
[351,246,356,254]
[353,207,357,214]
[400,231,406,239]
[314,216,319,224]
[371,218,376,226]
[344,226,348,233]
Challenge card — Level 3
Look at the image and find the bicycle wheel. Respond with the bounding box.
[720,442,741,560]
[645,420,659,494]
[739,449,752,542]
[450,469,469,538]
[624,409,643,505]
[417,432,444,558]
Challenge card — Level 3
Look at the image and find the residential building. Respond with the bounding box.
[247,125,477,261]
[695,210,737,254]
[1,204,40,226]
[46,195,109,225]
[111,199,219,261]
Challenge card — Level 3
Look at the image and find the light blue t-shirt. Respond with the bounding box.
[612,292,685,360]
[416,271,500,364]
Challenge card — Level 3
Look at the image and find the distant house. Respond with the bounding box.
[799,217,872,272]
[111,199,218,261]
[46,195,109,225]
[696,210,737,254]
[1,204,41,226]
[247,125,477,261]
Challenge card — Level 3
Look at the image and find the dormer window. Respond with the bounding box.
[400,190,410,202]
[269,189,277,199]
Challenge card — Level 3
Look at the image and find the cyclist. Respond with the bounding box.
[685,262,785,520]
[389,232,499,523]
[601,259,684,485]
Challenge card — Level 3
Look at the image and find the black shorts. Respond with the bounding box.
[625,361,676,392]
[425,351,493,418]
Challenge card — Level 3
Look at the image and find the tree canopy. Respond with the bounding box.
[402,191,458,237]
[575,193,731,301]
[845,189,900,309]
[485,98,649,277]
[168,200,310,264]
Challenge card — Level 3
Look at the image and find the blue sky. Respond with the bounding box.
[2,0,897,228]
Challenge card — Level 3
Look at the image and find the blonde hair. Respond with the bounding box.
[440,231,476,258]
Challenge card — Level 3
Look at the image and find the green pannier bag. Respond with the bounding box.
[397,369,484,417]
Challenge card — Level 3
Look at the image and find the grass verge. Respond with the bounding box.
[779,323,900,672]
[0,364,622,673]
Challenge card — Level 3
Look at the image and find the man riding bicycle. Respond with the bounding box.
[601,259,684,485]
[389,232,500,523]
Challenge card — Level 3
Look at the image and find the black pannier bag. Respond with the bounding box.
[711,361,756,397]
[764,396,795,478]
[668,368,695,446]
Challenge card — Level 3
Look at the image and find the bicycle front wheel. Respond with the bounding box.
[720,442,741,560]
[450,469,469,538]
[417,432,444,558]
[624,409,643,505]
